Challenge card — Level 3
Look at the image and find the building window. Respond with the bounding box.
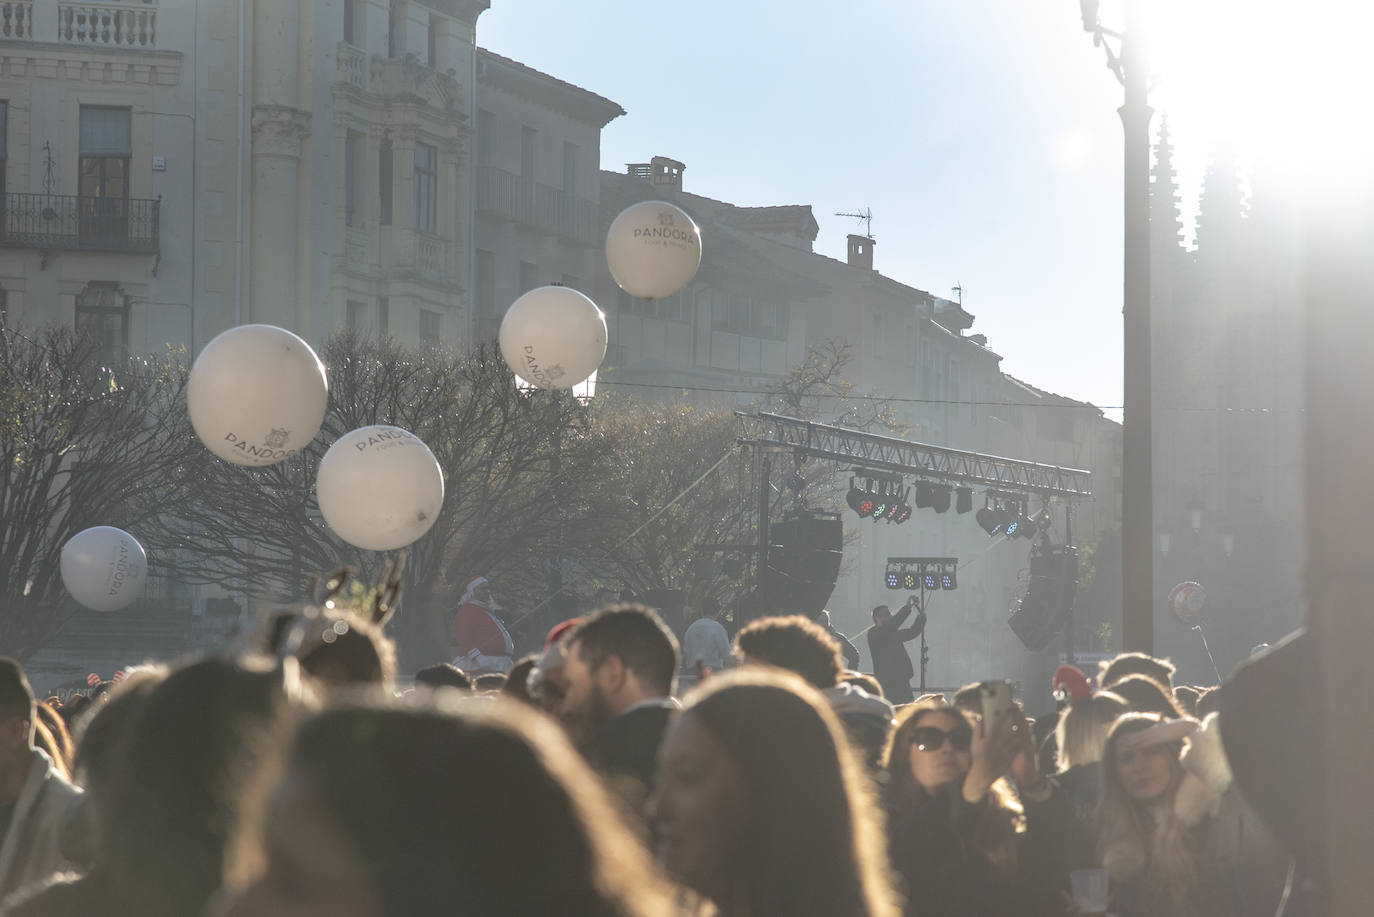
[518,261,538,295]
[477,110,494,166]
[345,130,363,227]
[427,13,439,68]
[79,107,131,244]
[378,139,393,225]
[343,0,355,44]
[476,249,495,314]
[413,142,437,233]
[75,282,129,366]
[562,142,578,194]
[419,309,440,344]
[346,299,366,333]
[520,126,536,179]
[0,288,7,333]
[388,0,403,57]
[377,297,389,337]
[0,101,7,202]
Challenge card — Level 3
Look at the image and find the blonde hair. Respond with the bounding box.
[1055,690,1129,771]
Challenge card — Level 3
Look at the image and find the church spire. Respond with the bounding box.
[1151,115,1185,255]
[1194,140,1247,257]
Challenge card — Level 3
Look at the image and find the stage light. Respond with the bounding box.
[892,504,913,524]
[977,505,1001,536]
[902,571,918,590]
[913,481,935,509]
[872,500,888,519]
[858,497,875,518]
[885,571,900,589]
[923,572,940,591]
[955,487,974,514]
[931,486,952,514]
[942,570,957,590]
[1004,515,1021,538]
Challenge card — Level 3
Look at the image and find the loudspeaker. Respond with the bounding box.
[1008,545,1079,651]
[761,511,843,618]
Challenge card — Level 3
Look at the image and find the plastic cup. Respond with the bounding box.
[1070,868,1109,914]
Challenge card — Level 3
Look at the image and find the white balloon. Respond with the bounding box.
[188,324,329,466]
[499,286,607,389]
[605,200,702,300]
[61,526,147,612]
[316,425,444,551]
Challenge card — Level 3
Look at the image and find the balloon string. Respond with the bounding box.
[508,444,740,627]
[1193,625,1223,683]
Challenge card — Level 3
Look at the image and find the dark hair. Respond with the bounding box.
[870,605,890,624]
[280,698,671,917]
[734,615,843,688]
[1195,685,1222,719]
[951,682,982,713]
[840,671,884,698]
[0,657,36,729]
[473,672,508,693]
[100,657,304,917]
[1172,685,1201,716]
[1100,652,1176,690]
[884,699,1023,878]
[1110,674,1186,718]
[682,670,898,917]
[501,655,539,704]
[569,604,679,697]
[413,663,472,692]
[297,612,396,688]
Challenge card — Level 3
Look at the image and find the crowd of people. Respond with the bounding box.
[0,586,1311,917]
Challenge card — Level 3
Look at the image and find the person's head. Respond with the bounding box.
[0,657,36,768]
[1055,690,1130,771]
[501,655,539,705]
[839,671,884,698]
[699,597,722,621]
[649,670,896,917]
[473,672,507,694]
[1101,713,1191,805]
[871,605,891,627]
[99,657,308,917]
[1172,685,1201,716]
[1111,674,1186,718]
[951,682,982,716]
[296,612,396,689]
[1100,652,1176,691]
[529,619,580,714]
[560,604,679,747]
[734,615,843,689]
[824,683,896,772]
[885,698,974,796]
[1195,685,1222,719]
[222,696,671,917]
[412,663,471,693]
[465,576,493,605]
[33,700,74,773]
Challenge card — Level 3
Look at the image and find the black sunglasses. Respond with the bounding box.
[912,724,972,753]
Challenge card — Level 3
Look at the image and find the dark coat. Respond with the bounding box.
[886,780,1090,917]
[867,606,925,704]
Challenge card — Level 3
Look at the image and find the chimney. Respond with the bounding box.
[649,155,685,191]
[846,233,874,270]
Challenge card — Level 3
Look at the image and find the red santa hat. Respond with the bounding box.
[1052,664,1093,707]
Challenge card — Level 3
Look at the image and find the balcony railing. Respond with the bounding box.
[58,0,158,48]
[1,192,160,253]
[476,165,600,245]
[0,1,33,38]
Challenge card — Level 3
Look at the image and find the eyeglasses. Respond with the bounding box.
[911,725,972,753]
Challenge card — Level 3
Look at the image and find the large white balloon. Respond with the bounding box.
[316,425,444,551]
[499,285,607,389]
[61,526,147,612]
[605,200,702,300]
[188,324,329,466]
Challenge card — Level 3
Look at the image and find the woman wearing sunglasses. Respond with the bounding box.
[882,698,1088,917]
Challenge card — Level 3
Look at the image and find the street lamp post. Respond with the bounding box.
[1080,0,1155,653]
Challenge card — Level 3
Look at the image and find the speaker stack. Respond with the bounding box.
[1007,544,1080,650]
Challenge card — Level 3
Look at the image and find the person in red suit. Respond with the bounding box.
[452,576,515,674]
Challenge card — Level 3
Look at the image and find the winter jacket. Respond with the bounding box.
[453,602,514,661]
[886,778,1090,917]
[0,749,83,906]
[867,606,925,704]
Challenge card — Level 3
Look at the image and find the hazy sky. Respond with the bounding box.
[478,0,1352,413]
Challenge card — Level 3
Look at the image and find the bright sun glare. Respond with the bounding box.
[1146,0,1374,205]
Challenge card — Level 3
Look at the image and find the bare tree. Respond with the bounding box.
[172,334,587,664]
[0,328,205,660]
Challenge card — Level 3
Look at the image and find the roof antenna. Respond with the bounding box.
[951,283,963,306]
[835,207,873,239]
